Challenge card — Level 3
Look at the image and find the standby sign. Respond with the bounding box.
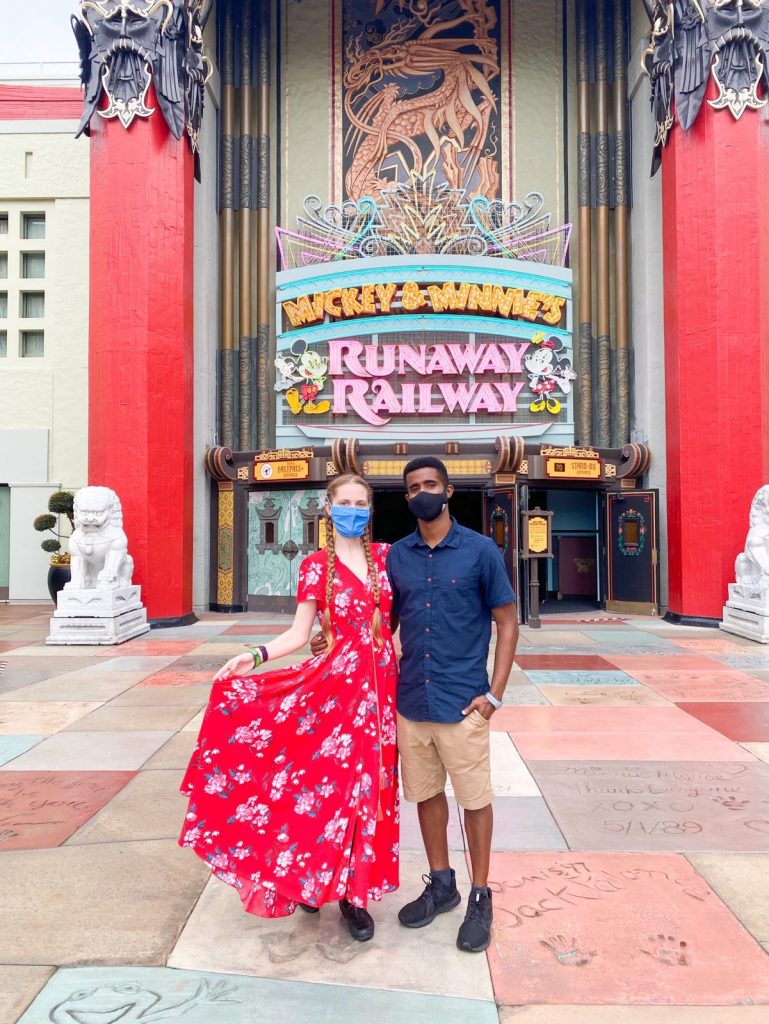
[274,255,574,446]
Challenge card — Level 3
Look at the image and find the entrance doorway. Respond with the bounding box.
[372,488,483,544]
[527,487,600,614]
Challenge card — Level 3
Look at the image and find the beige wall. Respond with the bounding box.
[628,0,668,609]
[0,130,89,493]
[280,0,333,227]
[193,17,221,610]
[510,0,576,228]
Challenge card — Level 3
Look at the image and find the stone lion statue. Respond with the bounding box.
[65,486,135,590]
[734,485,769,598]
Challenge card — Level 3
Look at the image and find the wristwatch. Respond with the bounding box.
[484,691,503,711]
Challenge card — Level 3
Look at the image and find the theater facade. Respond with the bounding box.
[65,0,769,625]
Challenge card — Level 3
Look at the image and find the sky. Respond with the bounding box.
[0,0,79,65]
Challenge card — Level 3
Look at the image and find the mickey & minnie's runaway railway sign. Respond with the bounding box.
[274,255,574,445]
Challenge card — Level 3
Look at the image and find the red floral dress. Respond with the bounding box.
[179,543,399,917]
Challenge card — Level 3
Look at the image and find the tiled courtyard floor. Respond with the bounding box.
[2,605,769,1022]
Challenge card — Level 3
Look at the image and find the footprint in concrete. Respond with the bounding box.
[260,930,307,964]
[640,934,689,966]
[540,935,597,967]
[317,933,372,964]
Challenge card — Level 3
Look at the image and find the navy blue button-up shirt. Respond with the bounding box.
[386,519,517,724]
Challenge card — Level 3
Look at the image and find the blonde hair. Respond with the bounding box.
[321,473,383,653]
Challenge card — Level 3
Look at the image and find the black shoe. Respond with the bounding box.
[398,870,462,929]
[339,899,375,942]
[298,903,319,914]
[456,887,493,952]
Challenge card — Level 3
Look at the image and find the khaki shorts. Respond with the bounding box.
[397,710,493,811]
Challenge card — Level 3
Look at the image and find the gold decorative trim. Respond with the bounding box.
[448,459,493,475]
[255,448,313,462]
[363,460,409,476]
[216,485,235,605]
[363,458,492,477]
[541,445,599,458]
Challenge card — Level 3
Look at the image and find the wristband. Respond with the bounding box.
[248,645,269,668]
[484,691,503,711]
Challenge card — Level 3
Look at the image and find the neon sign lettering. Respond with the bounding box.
[282,281,566,329]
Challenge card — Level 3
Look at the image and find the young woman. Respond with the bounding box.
[179,474,399,942]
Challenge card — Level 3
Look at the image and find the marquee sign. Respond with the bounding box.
[275,254,574,446]
[282,281,566,329]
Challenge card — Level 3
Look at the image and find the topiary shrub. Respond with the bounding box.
[33,490,76,564]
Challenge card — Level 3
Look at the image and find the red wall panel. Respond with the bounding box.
[0,85,82,121]
[88,91,194,621]
[662,89,769,620]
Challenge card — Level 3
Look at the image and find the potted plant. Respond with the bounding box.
[34,490,76,603]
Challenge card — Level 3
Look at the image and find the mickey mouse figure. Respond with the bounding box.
[523,334,577,414]
[273,340,331,416]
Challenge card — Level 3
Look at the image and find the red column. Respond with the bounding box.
[662,89,769,622]
[88,90,194,623]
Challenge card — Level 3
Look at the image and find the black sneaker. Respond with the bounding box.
[456,887,493,952]
[398,870,462,928]
[298,903,319,914]
[339,899,375,942]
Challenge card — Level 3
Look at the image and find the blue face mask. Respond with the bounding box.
[329,505,370,538]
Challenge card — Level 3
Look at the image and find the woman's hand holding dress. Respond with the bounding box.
[213,652,257,681]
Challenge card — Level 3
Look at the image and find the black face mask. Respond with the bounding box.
[407,490,448,522]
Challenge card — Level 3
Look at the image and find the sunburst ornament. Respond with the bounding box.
[276,172,571,270]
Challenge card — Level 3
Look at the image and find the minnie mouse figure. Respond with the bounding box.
[523,336,577,414]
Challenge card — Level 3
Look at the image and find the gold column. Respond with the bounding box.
[255,1,272,450]
[218,0,236,447]
[238,0,255,451]
[594,0,612,448]
[576,0,593,445]
[613,0,630,445]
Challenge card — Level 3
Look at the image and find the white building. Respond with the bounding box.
[0,63,88,601]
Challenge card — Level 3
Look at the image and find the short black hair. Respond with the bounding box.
[403,456,450,487]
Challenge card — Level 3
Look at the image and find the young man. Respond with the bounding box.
[311,456,518,950]
[387,456,519,953]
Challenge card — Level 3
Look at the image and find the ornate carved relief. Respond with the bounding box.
[643,1,769,174]
[341,0,501,201]
[72,0,212,166]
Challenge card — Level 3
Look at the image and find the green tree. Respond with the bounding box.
[33,491,76,563]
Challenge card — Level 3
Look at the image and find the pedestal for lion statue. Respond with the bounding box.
[46,486,150,645]
[721,485,769,644]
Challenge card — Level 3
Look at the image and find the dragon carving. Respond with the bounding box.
[343,0,501,201]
